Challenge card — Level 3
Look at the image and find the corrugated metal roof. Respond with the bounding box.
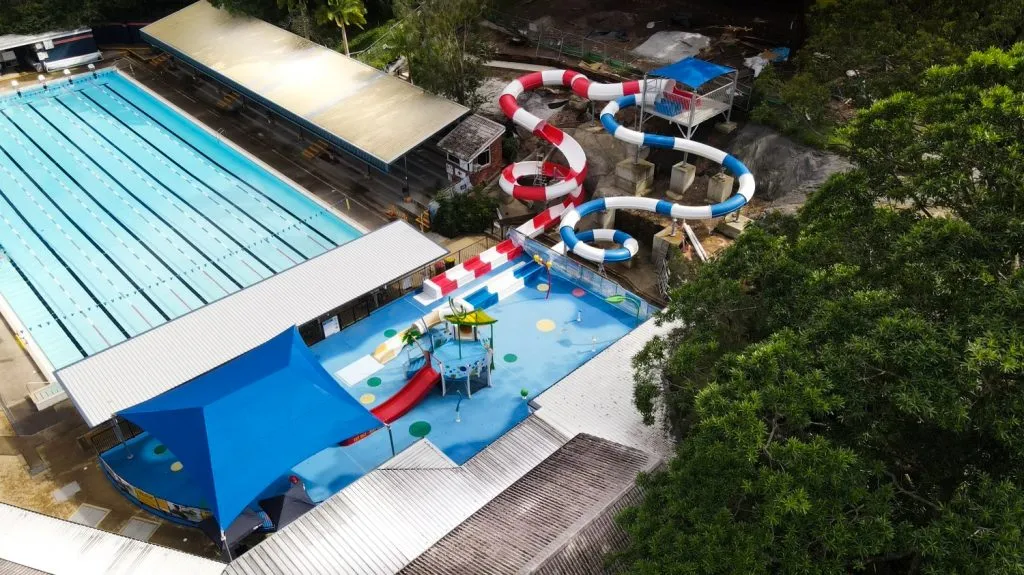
[401,434,658,575]
[141,1,468,168]
[436,115,505,161]
[225,415,568,575]
[532,318,675,458]
[0,558,50,575]
[529,486,646,575]
[0,503,224,575]
[380,439,457,470]
[0,29,91,52]
[56,221,447,427]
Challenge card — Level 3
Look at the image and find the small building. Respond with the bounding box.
[0,29,102,74]
[437,114,506,191]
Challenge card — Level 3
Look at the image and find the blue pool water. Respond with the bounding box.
[0,70,361,368]
[101,257,639,512]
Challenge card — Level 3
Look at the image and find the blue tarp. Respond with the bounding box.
[118,327,381,531]
[649,57,735,89]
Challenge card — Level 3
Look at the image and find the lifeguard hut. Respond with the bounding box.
[638,57,739,140]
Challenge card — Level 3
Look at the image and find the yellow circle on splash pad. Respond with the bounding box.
[170,461,183,472]
[536,283,550,292]
[360,393,376,405]
[536,319,556,332]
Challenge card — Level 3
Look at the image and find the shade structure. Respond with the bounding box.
[649,57,735,89]
[198,509,264,552]
[259,481,315,530]
[118,327,381,531]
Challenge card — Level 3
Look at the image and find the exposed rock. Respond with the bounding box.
[726,123,853,214]
[568,121,647,192]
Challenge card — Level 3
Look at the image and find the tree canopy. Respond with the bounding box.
[392,0,493,109]
[0,0,188,34]
[753,0,1024,145]
[618,45,1024,574]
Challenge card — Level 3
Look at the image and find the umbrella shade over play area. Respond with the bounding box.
[118,327,381,533]
[649,56,735,89]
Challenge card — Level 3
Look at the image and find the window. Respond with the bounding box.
[474,149,491,169]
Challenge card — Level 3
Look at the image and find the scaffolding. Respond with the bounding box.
[637,57,739,140]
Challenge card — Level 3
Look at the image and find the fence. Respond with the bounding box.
[508,229,659,320]
[488,11,645,75]
[297,235,501,345]
[79,417,144,454]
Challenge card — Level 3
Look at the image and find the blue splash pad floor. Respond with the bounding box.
[102,257,637,510]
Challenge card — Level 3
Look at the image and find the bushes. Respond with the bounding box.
[430,188,498,238]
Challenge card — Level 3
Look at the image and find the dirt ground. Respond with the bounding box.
[496,0,806,69]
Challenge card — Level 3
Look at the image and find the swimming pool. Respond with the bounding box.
[0,69,362,369]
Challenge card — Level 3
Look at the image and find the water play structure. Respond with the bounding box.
[497,62,756,264]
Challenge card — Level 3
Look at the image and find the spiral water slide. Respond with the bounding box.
[498,69,756,263]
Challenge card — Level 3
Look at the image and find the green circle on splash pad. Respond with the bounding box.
[153,444,167,455]
[384,329,398,338]
[367,377,382,387]
[504,353,518,363]
[409,421,432,438]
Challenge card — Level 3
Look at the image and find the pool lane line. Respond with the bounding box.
[0,150,131,340]
[26,101,210,308]
[0,244,88,358]
[83,88,312,264]
[3,110,173,323]
[54,96,277,280]
[101,81,340,249]
[50,98,245,294]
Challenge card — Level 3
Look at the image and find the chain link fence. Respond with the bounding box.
[488,11,646,76]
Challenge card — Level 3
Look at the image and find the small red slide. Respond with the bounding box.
[340,362,441,446]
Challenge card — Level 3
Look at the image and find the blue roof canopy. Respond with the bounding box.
[118,327,381,531]
[649,57,735,89]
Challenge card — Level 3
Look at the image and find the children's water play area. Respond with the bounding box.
[100,237,653,526]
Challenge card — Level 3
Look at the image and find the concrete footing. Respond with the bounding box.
[715,121,738,135]
[652,223,686,264]
[615,159,655,196]
[717,214,752,238]
[669,162,695,199]
[706,173,735,203]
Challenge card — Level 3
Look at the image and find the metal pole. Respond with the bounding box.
[635,73,649,164]
[403,156,410,196]
[222,531,232,561]
[726,71,738,123]
[111,414,133,459]
[387,424,395,456]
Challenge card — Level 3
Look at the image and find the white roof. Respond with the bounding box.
[225,415,568,575]
[56,221,447,427]
[142,1,468,167]
[0,28,91,52]
[532,317,675,458]
[0,503,224,575]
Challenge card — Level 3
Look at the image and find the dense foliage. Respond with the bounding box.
[0,0,188,33]
[754,0,1024,145]
[392,0,493,109]
[618,45,1024,574]
[430,189,498,238]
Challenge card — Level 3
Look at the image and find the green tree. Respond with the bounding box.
[393,0,493,108]
[277,0,314,39]
[316,0,367,55]
[618,46,1024,574]
[430,188,498,238]
[753,0,1024,145]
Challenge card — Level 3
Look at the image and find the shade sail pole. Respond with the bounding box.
[387,424,395,456]
[222,531,232,561]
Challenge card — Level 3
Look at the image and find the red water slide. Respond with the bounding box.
[340,362,441,446]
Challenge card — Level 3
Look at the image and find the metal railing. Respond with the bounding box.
[508,229,659,319]
[297,235,501,345]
